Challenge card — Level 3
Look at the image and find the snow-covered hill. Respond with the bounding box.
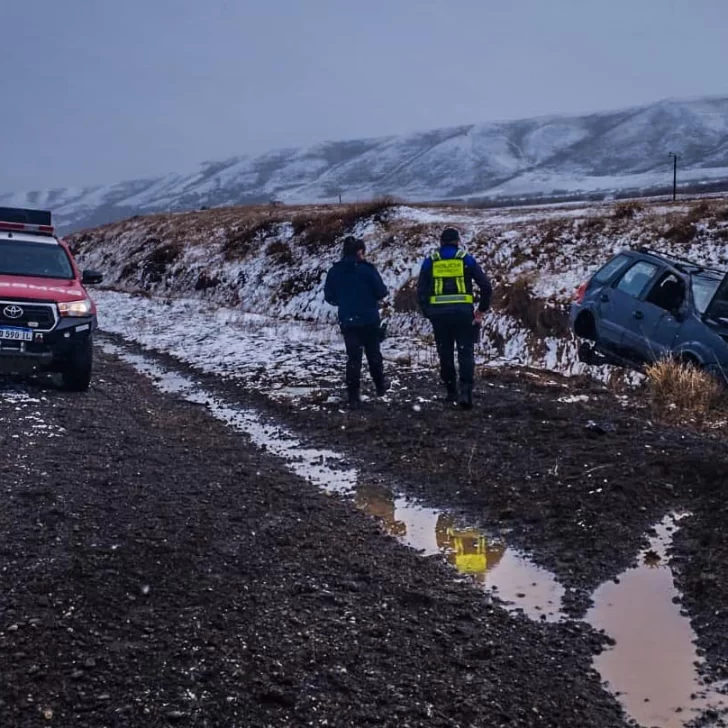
[6,96,728,233]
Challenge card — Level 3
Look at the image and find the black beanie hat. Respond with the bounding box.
[342,235,365,257]
[440,227,460,245]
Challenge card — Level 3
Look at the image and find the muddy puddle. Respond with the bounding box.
[102,341,725,727]
[588,514,727,727]
[353,483,563,621]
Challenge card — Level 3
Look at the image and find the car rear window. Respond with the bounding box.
[0,240,74,279]
[615,260,659,298]
[593,254,631,284]
[692,274,722,314]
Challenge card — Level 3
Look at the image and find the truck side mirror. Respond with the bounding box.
[82,269,103,285]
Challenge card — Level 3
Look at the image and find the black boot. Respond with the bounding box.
[347,387,361,409]
[444,382,458,403]
[375,378,389,397]
[458,383,473,410]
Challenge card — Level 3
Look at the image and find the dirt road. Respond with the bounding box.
[133,338,728,709]
[0,352,630,727]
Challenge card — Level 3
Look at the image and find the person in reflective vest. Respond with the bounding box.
[417,228,492,408]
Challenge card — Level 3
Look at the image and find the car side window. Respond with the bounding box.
[593,254,631,284]
[645,272,686,312]
[615,261,659,299]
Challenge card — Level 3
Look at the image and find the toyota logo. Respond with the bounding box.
[3,305,24,319]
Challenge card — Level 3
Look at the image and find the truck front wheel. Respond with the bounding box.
[61,338,93,392]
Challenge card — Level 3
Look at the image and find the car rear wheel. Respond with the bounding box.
[61,338,93,392]
[574,312,597,341]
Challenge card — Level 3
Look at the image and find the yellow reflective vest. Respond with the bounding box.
[429,250,474,305]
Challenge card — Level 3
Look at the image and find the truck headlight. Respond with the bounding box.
[58,299,92,317]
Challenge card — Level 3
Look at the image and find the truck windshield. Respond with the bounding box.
[0,240,74,279]
[691,273,722,314]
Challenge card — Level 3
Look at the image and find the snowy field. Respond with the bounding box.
[71,197,728,390]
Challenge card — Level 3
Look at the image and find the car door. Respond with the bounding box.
[646,311,685,362]
[597,260,660,359]
[624,271,687,363]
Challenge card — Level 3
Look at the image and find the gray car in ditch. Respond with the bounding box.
[570,247,728,376]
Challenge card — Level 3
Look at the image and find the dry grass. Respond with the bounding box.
[540,219,568,245]
[686,199,714,222]
[277,269,325,303]
[578,216,608,235]
[657,200,726,246]
[292,197,398,252]
[645,359,723,421]
[491,277,570,337]
[613,200,644,220]
[664,217,698,245]
[220,198,398,259]
[147,241,183,267]
[194,272,222,291]
[265,239,294,265]
[222,220,281,259]
[75,199,402,263]
[716,206,728,222]
[393,277,420,313]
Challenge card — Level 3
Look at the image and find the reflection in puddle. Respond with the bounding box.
[588,514,727,727]
[354,483,564,621]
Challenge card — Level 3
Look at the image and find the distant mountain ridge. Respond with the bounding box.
[4,96,728,233]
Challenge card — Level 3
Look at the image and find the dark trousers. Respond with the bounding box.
[431,312,475,389]
[342,324,385,396]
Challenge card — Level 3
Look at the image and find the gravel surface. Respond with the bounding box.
[0,352,630,728]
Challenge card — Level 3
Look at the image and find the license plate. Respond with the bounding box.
[0,327,32,342]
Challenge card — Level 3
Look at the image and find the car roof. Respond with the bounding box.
[631,247,727,278]
[0,230,60,246]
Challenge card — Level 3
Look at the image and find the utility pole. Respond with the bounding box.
[668,152,679,201]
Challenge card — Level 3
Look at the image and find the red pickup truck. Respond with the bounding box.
[0,207,103,390]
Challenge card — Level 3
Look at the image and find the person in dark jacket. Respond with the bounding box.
[324,236,388,408]
[417,227,492,409]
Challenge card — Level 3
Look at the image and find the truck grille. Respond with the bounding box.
[0,301,57,331]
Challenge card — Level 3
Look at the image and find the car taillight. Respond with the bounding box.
[574,281,588,303]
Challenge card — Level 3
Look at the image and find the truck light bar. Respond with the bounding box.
[0,220,56,236]
[0,206,51,225]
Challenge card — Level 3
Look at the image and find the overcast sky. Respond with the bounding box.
[2,0,727,192]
